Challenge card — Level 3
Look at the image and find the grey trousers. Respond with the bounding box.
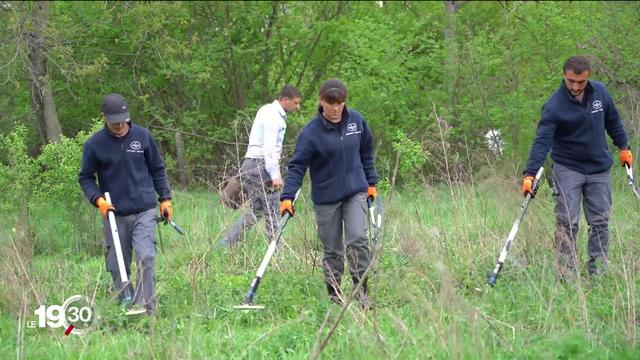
[103,208,157,310]
[222,158,280,245]
[314,192,371,291]
[552,163,611,274]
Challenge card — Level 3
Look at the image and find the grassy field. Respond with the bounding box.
[1,169,639,359]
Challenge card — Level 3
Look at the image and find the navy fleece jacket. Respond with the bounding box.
[281,107,377,205]
[524,80,629,176]
[78,122,171,215]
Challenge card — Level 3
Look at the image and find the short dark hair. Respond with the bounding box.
[563,56,591,74]
[279,85,301,100]
[319,78,347,104]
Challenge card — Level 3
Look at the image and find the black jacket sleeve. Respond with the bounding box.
[524,105,556,176]
[281,131,313,201]
[78,141,102,206]
[145,132,172,201]
[603,89,629,149]
[360,119,377,185]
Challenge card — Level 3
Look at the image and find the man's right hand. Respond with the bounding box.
[271,178,284,190]
[95,197,115,218]
[521,175,535,196]
[280,199,294,217]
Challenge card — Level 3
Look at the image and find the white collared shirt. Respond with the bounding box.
[245,100,287,180]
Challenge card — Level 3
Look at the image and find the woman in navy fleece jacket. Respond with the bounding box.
[280,78,378,309]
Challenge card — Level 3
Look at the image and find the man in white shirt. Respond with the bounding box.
[222,85,301,246]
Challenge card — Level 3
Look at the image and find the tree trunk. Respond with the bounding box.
[301,1,347,97]
[260,2,278,102]
[443,1,466,123]
[223,2,245,109]
[26,1,61,144]
[175,132,187,187]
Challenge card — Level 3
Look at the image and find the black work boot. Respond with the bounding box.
[588,256,608,276]
[353,277,373,310]
[326,282,343,306]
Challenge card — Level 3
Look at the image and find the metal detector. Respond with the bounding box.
[104,192,134,305]
[155,217,186,236]
[624,164,640,200]
[367,195,383,253]
[487,167,544,287]
[234,189,301,310]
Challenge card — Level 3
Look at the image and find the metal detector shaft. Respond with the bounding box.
[624,164,640,200]
[156,217,186,236]
[244,189,301,305]
[170,221,185,235]
[487,167,544,287]
[367,195,383,246]
[245,212,291,305]
[104,192,132,299]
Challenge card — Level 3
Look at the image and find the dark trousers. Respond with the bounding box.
[552,163,611,274]
[222,158,280,245]
[313,192,371,293]
[103,208,157,310]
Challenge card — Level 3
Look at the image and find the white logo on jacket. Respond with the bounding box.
[345,122,361,136]
[591,100,603,113]
[127,141,144,153]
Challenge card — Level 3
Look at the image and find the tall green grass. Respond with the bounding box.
[1,169,639,359]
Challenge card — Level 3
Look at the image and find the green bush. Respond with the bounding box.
[0,125,38,215]
[0,121,104,255]
[390,129,429,186]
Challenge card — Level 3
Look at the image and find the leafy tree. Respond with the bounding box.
[0,1,638,188]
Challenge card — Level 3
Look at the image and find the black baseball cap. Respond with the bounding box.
[101,93,131,123]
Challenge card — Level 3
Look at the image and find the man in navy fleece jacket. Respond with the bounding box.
[522,56,632,278]
[79,93,172,315]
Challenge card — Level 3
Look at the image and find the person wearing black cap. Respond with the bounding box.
[78,93,173,315]
[280,78,378,309]
[522,56,632,279]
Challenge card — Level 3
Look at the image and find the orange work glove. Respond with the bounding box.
[620,149,633,167]
[95,197,115,218]
[367,186,377,200]
[521,176,535,196]
[160,200,173,222]
[280,199,294,217]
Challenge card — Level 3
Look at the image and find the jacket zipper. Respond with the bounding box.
[336,121,351,195]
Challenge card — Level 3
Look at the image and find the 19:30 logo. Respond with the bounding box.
[31,295,95,335]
